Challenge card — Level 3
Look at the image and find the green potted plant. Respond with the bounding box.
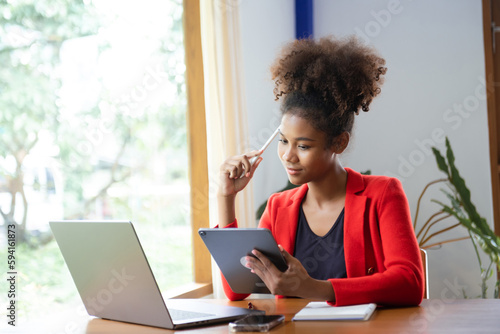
[425,138,500,298]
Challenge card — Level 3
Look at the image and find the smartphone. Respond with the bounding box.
[229,314,285,332]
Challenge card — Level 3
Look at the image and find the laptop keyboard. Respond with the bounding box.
[169,308,215,321]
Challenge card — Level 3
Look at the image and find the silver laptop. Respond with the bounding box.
[49,220,262,329]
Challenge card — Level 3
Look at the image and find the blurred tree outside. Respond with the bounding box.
[0,0,192,321]
[0,0,102,242]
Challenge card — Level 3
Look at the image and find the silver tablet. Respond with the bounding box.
[198,228,288,294]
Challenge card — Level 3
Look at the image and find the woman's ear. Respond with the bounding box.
[334,132,350,154]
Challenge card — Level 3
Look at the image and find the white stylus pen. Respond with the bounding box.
[249,127,280,165]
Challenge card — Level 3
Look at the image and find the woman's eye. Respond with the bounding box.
[298,145,310,150]
[278,139,288,144]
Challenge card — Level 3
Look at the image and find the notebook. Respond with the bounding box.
[49,220,263,330]
[292,302,376,321]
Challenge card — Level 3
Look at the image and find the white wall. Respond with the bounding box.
[239,0,495,298]
[239,0,294,213]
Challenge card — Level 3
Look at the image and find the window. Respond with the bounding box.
[0,0,206,321]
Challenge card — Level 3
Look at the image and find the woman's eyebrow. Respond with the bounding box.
[279,130,316,142]
[295,137,316,142]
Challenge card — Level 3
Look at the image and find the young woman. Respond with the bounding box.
[217,36,424,306]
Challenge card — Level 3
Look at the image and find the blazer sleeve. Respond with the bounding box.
[330,178,424,306]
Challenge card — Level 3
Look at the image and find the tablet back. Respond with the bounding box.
[198,228,288,294]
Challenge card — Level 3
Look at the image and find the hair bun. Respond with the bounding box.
[271,35,387,116]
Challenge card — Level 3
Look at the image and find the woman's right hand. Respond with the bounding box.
[218,150,263,197]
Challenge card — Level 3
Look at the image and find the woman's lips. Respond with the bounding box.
[286,167,302,175]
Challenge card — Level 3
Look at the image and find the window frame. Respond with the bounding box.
[179,0,213,297]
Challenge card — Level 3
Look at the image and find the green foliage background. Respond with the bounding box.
[0,0,193,321]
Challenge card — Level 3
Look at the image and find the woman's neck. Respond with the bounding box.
[305,162,347,209]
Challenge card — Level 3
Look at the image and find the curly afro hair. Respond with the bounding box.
[270,36,387,147]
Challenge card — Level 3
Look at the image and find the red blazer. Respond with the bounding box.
[222,168,424,306]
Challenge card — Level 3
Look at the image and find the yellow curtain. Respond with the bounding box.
[200,0,255,297]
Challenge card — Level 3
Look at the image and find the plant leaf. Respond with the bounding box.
[432,146,449,177]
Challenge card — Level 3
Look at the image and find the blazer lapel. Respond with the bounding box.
[344,168,368,277]
[272,170,368,277]
[274,184,308,256]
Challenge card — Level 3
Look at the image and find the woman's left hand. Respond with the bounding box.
[245,245,312,298]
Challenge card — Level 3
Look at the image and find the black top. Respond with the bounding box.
[293,205,347,280]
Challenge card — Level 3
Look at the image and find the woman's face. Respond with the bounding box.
[278,112,337,185]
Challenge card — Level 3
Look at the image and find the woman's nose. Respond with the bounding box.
[282,147,297,163]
